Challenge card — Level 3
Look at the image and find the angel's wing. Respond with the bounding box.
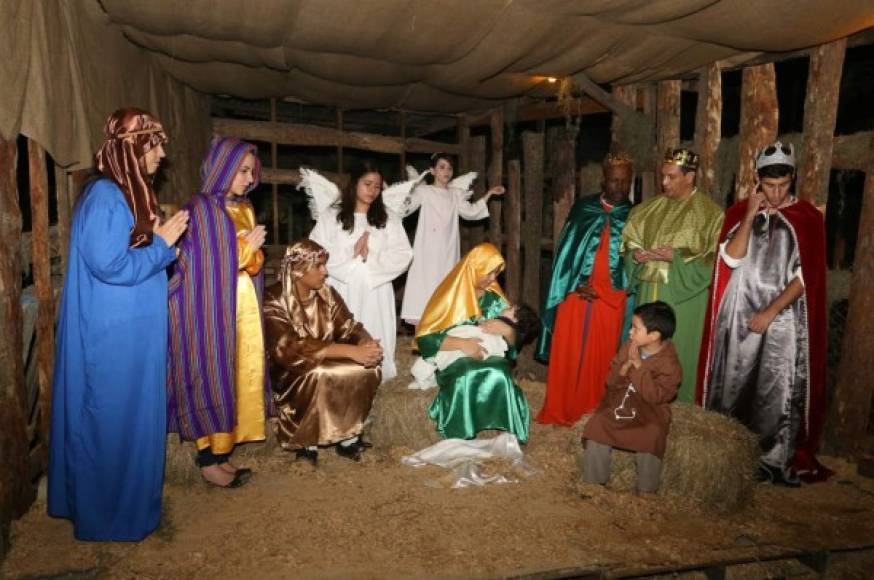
[405,164,423,181]
[448,171,478,199]
[383,167,430,218]
[297,167,340,221]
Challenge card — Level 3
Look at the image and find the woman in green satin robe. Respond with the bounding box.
[415,243,530,443]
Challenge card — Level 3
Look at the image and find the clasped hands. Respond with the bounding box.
[352,338,383,368]
[633,246,674,263]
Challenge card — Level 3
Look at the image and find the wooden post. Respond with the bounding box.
[693,63,723,202]
[457,115,472,254]
[610,84,637,151]
[336,108,344,173]
[488,108,504,247]
[270,98,280,243]
[798,38,847,205]
[0,135,33,557]
[505,160,522,301]
[55,164,71,273]
[522,132,544,312]
[735,64,779,200]
[656,80,682,155]
[550,127,577,245]
[641,84,658,201]
[830,132,874,457]
[469,135,487,248]
[28,140,54,449]
[399,111,407,177]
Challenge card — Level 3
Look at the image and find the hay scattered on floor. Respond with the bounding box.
[577,403,759,512]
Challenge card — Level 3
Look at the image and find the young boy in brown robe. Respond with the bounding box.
[582,301,681,493]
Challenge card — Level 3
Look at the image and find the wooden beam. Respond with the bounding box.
[735,64,778,200]
[693,63,723,201]
[656,80,682,155]
[27,140,54,455]
[488,108,504,246]
[797,38,847,205]
[505,160,522,301]
[214,118,460,156]
[399,111,407,176]
[573,72,639,119]
[830,131,874,457]
[414,96,608,138]
[336,108,344,173]
[469,135,487,248]
[0,135,33,557]
[550,127,577,246]
[261,167,348,189]
[522,132,544,313]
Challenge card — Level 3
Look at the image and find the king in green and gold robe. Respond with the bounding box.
[622,190,724,402]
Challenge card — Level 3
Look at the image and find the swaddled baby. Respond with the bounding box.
[410,304,540,389]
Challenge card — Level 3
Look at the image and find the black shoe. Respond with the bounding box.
[202,470,247,489]
[295,448,318,467]
[335,441,364,462]
[233,467,253,484]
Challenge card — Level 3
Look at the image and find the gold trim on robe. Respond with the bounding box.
[196,201,266,453]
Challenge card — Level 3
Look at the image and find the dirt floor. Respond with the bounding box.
[4,349,874,579]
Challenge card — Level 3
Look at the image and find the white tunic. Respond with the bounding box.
[400,183,489,323]
[309,210,413,381]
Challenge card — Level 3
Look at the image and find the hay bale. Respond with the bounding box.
[164,434,199,485]
[576,402,759,512]
[365,383,441,452]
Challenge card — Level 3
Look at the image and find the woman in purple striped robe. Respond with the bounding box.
[167,136,271,488]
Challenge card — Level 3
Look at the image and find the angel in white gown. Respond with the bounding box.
[399,154,505,326]
[302,162,422,381]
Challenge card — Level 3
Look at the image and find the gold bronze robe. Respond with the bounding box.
[264,283,381,449]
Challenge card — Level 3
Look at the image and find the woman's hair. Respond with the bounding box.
[426,152,455,185]
[335,160,387,232]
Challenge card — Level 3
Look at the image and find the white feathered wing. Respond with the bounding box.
[382,167,431,218]
[297,167,340,221]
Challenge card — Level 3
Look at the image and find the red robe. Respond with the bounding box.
[538,218,627,425]
[696,199,829,481]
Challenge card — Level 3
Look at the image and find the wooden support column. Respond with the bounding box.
[505,160,522,301]
[798,38,847,205]
[656,80,682,155]
[641,84,658,201]
[0,135,33,557]
[399,111,407,176]
[735,64,779,200]
[550,127,577,245]
[55,165,71,273]
[522,132,544,312]
[693,63,723,202]
[488,108,504,247]
[336,108,344,173]
[830,132,874,457]
[469,135,487,248]
[270,98,280,242]
[610,84,637,151]
[28,139,54,449]
[457,115,472,253]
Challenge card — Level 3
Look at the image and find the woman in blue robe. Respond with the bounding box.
[48,108,189,541]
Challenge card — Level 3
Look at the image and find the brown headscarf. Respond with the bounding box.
[95,108,167,247]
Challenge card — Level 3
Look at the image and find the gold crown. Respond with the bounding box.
[663,148,699,171]
[604,151,634,167]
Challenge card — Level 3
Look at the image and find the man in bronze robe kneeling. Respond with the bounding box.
[263,239,383,466]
